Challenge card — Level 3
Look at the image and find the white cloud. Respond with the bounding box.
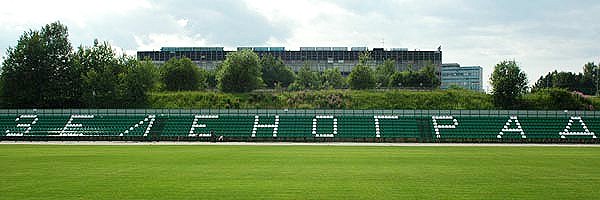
[176,19,189,28]
[0,0,155,62]
[246,0,600,91]
[134,33,208,51]
[1,0,600,92]
[0,0,152,28]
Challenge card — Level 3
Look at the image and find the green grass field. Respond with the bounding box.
[1,145,599,199]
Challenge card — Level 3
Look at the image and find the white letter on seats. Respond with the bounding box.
[374,115,398,138]
[559,116,596,139]
[60,115,94,136]
[431,116,458,139]
[312,115,337,138]
[189,115,219,137]
[6,115,38,136]
[252,115,279,137]
[122,115,155,137]
[497,116,526,139]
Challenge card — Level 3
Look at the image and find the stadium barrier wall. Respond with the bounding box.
[0,109,598,143]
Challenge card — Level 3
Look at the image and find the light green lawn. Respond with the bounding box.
[0,145,598,199]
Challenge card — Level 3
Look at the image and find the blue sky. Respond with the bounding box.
[1,0,599,91]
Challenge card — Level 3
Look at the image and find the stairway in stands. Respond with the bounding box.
[148,116,167,139]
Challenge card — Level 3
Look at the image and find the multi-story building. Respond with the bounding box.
[440,63,483,92]
[137,46,442,75]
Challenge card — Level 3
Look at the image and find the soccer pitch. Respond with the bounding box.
[1,145,599,199]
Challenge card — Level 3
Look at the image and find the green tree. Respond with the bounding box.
[1,21,75,108]
[81,67,120,108]
[554,72,580,90]
[161,57,204,91]
[582,62,598,95]
[389,63,439,89]
[206,69,218,89]
[217,50,262,92]
[389,71,411,88]
[120,58,159,107]
[348,52,375,90]
[321,67,345,89]
[77,40,158,108]
[289,62,320,90]
[418,63,441,88]
[532,72,554,92]
[490,60,528,109]
[260,54,295,88]
[533,62,597,95]
[375,59,396,88]
[0,78,4,108]
[75,40,123,107]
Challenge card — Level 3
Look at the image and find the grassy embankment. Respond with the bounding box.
[148,89,493,109]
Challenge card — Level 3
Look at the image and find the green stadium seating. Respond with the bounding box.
[0,111,598,142]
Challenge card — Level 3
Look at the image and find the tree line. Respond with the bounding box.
[490,60,598,110]
[1,22,158,108]
[0,22,441,108]
[1,22,597,110]
[532,62,599,95]
[163,48,441,92]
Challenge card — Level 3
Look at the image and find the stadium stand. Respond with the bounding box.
[0,110,598,143]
